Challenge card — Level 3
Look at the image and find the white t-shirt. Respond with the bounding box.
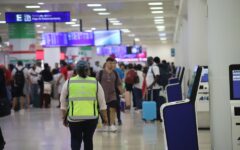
[53,73,65,94]
[134,70,144,89]
[146,63,160,89]
[28,69,40,84]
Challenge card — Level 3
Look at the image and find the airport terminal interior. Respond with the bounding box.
[0,0,240,150]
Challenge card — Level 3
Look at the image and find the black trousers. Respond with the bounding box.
[0,127,5,150]
[69,119,98,150]
[116,95,121,123]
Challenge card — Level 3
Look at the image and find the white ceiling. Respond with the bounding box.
[0,0,179,46]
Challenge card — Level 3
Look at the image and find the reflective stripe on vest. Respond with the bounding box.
[68,76,98,120]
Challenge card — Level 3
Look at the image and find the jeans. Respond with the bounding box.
[148,89,162,121]
[69,119,98,150]
[31,84,40,107]
[133,88,143,109]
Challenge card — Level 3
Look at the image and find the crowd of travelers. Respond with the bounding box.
[0,57,176,150]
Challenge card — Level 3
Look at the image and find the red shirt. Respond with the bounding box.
[60,66,68,81]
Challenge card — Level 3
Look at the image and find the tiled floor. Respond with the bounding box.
[0,102,211,150]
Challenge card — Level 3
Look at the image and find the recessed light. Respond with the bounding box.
[151,11,164,14]
[112,22,122,26]
[87,4,102,7]
[0,21,6,24]
[36,24,41,27]
[148,2,163,6]
[26,5,41,9]
[157,28,165,31]
[156,25,165,29]
[71,24,80,27]
[85,30,92,32]
[91,27,96,30]
[135,38,140,42]
[93,8,106,11]
[98,12,110,15]
[65,22,76,25]
[36,10,50,13]
[121,29,130,33]
[150,7,163,10]
[38,2,45,5]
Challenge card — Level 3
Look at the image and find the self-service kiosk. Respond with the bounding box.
[161,66,202,150]
[229,64,240,150]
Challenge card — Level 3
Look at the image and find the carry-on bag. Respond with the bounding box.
[142,90,157,121]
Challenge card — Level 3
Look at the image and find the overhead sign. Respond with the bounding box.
[5,12,70,23]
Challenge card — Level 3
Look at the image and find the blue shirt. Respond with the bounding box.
[115,68,124,80]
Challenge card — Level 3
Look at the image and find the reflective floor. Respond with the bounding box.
[0,101,211,150]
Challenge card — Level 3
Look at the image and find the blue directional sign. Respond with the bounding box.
[5,12,71,23]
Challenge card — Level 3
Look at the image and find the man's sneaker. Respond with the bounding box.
[20,109,25,115]
[98,125,109,132]
[11,110,15,115]
[109,125,117,132]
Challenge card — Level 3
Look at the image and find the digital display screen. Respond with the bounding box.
[96,46,126,58]
[201,68,208,82]
[232,70,240,99]
[187,66,199,99]
[94,30,121,46]
[68,32,94,46]
[41,32,68,47]
[5,12,70,23]
[41,32,94,47]
[131,45,142,54]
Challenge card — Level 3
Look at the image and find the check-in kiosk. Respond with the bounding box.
[166,67,185,102]
[229,64,240,150]
[161,66,202,150]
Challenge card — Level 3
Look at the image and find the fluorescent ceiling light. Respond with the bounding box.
[109,20,120,23]
[36,10,50,13]
[38,2,45,5]
[71,24,80,27]
[85,30,92,32]
[65,22,76,25]
[26,5,41,9]
[160,37,167,41]
[154,16,164,19]
[121,29,130,33]
[0,21,6,24]
[151,11,164,14]
[91,27,96,30]
[155,22,164,24]
[72,18,77,22]
[159,33,166,37]
[150,7,163,10]
[135,38,140,42]
[156,25,165,29]
[98,12,110,15]
[36,24,41,27]
[112,22,122,26]
[154,19,164,22]
[148,2,163,6]
[108,18,117,21]
[87,4,102,7]
[157,28,165,31]
[93,8,106,11]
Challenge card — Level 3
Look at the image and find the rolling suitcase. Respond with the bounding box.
[142,90,157,121]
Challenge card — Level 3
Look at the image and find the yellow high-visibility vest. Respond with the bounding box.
[67,76,98,121]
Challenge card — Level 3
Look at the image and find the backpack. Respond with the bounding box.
[14,68,25,87]
[125,69,137,84]
[151,64,170,88]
